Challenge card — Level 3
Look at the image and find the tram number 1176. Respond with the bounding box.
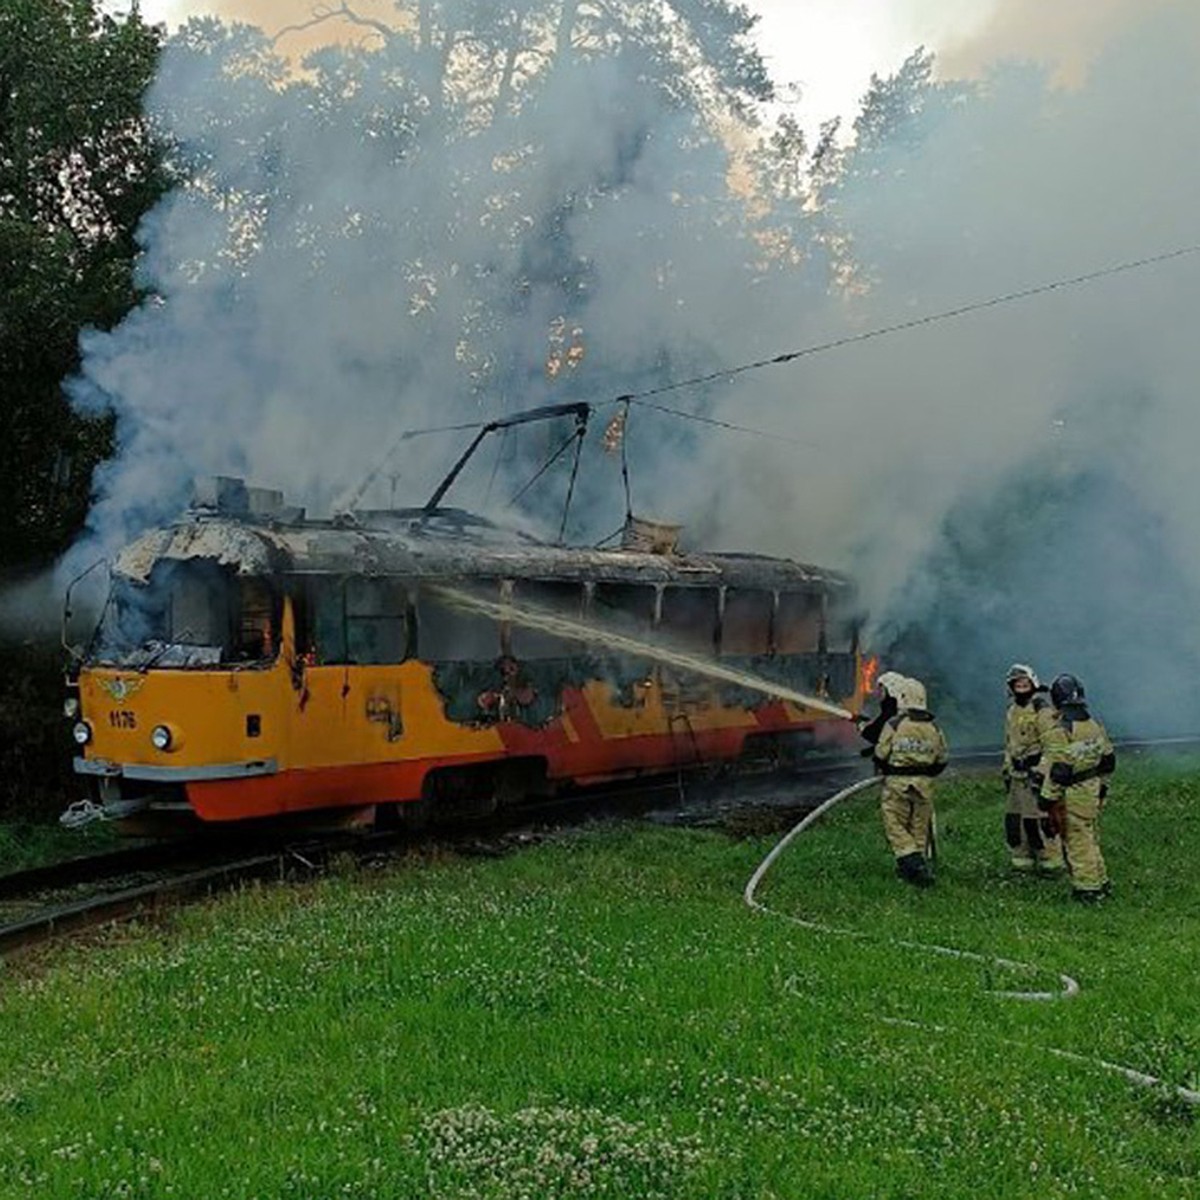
[108,710,138,730]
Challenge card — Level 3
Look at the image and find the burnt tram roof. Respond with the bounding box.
[114,505,853,596]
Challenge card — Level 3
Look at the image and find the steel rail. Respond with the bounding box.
[4,734,1197,958]
[0,840,204,902]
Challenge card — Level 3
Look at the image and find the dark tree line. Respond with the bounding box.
[0,0,166,569]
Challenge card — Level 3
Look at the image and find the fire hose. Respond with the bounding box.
[744,775,1200,1105]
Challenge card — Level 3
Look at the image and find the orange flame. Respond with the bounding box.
[861,655,879,697]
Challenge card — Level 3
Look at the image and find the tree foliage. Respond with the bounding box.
[59,0,782,544]
[0,0,166,568]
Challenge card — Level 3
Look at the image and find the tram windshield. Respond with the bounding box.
[89,561,279,668]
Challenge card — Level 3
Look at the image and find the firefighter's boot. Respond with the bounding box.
[896,852,933,888]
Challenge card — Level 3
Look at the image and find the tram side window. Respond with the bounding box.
[346,578,408,664]
[306,578,408,664]
[721,589,772,656]
[510,581,585,659]
[235,578,279,660]
[417,582,501,661]
[309,579,347,663]
[826,600,860,653]
[776,592,822,655]
[660,587,719,654]
[592,583,656,638]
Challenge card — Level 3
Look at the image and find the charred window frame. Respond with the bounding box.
[718,588,774,657]
[825,596,861,654]
[660,586,720,655]
[235,576,282,661]
[95,578,171,661]
[508,579,587,659]
[346,577,409,664]
[416,579,502,662]
[298,576,411,665]
[165,560,237,652]
[591,582,657,638]
[775,591,824,656]
[93,560,272,665]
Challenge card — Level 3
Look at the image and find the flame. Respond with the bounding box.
[602,408,627,454]
[861,655,879,697]
[545,317,585,379]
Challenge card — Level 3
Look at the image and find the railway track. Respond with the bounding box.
[0,837,365,957]
[2,735,1196,958]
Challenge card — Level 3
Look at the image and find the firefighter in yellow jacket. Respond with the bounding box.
[1034,673,1116,902]
[873,677,949,887]
[1001,663,1063,873]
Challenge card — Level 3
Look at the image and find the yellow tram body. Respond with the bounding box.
[68,489,868,827]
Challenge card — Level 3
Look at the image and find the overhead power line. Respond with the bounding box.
[606,241,1200,437]
[378,241,1200,453]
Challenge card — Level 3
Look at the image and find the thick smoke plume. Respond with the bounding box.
[939,0,1183,85]
[65,2,1200,736]
[680,2,1200,735]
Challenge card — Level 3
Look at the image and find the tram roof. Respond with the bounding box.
[113,508,853,595]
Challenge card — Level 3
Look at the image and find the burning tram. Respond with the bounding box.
[63,407,870,830]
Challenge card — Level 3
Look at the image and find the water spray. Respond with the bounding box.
[429,584,856,721]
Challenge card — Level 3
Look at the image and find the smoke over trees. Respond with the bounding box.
[61,0,803,554]
[6,0,1200,742]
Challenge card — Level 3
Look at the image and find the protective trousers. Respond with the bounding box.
[1005,776,1064,872]
[1062,791,1107,894]
[881,780,933,860]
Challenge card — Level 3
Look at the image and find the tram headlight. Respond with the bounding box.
[151,724,173,751]
[72,721,92,746]
[63,697,80,719]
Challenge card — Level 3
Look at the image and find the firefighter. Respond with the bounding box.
[1034,673,1116,902]
[873,677,949,887]
[856,670,908,757]
[1001,664,1063,873]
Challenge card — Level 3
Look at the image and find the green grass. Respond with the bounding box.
[0,757,1197,1198]
[0,821,120,875]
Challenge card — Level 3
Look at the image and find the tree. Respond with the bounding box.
[0,0,167,569]
[66,0,782,548]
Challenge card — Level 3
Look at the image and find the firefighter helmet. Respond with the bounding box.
[1005,662,1039,689]
[895,677,927,711]
[1050,673,1085,707]
[876,670,907,700]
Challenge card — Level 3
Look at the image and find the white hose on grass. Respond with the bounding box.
[745,774,1200,1106]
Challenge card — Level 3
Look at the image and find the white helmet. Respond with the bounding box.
[876,670,907,700]
[1005,662,1039,688]
[895,676,927,711]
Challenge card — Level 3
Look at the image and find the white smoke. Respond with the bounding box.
[938,0,1185,86]
[673,3,1200,731]
[64,2,1200,734]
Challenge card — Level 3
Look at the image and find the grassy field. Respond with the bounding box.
[0,756,1197,1198]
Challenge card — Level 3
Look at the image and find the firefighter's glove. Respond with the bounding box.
[859,745,874,758]
[1036,791,1054,812]
[1049,761,1074,787]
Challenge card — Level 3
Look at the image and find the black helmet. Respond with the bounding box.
[1050,673,1085,707]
